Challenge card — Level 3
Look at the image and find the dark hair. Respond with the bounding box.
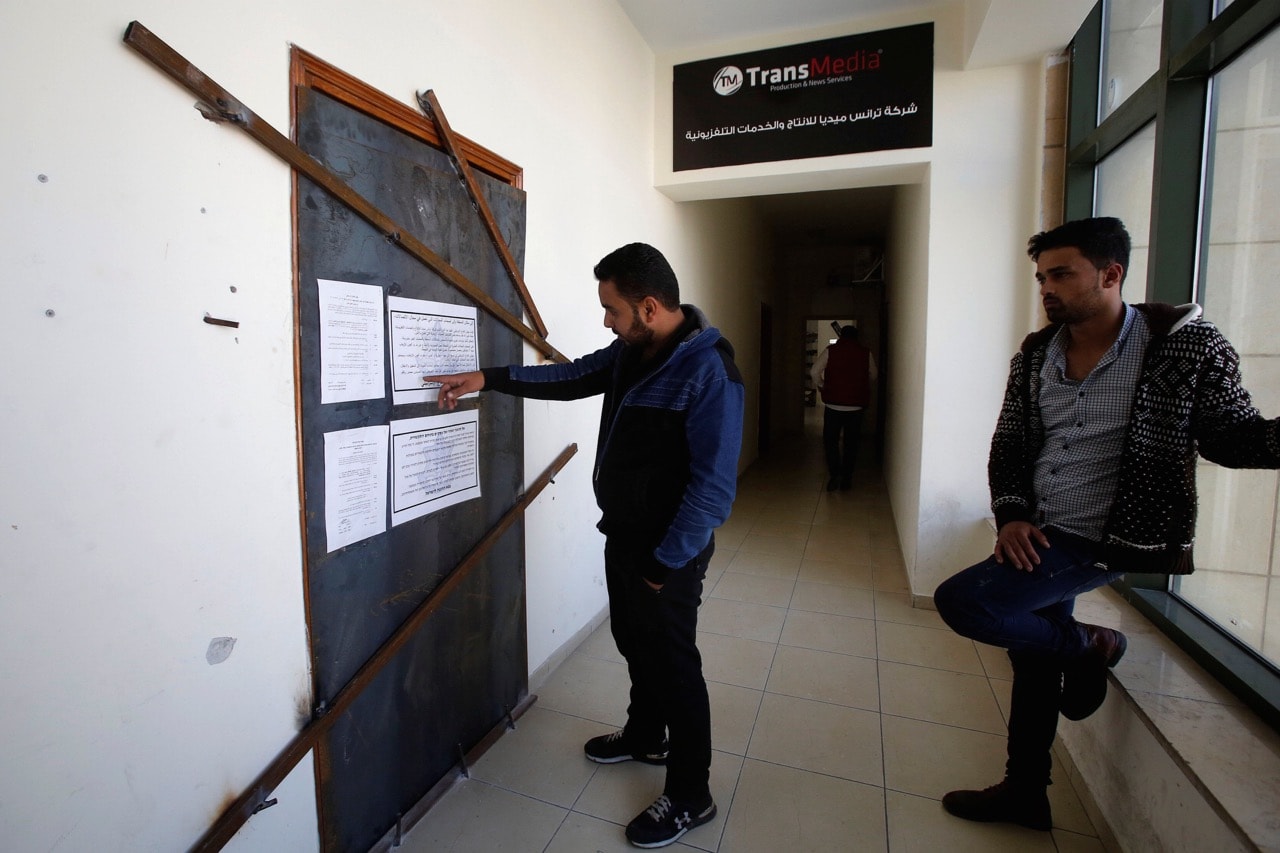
[839,324,858,340]
[1027,217,1131,284]
[593,243,680,310]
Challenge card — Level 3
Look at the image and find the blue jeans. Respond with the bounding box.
[934,527,1121,659]
[934,527,1123,786]
[605,536,712,803]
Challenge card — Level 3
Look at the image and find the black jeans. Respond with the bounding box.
[605,536,713,803]
[822,407,865,481]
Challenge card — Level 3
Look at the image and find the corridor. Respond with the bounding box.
[402,421,1105,851]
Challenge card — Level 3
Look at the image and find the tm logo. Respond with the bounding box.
[712,66,743,96]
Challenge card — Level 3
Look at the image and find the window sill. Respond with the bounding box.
[1061,585,1280,850]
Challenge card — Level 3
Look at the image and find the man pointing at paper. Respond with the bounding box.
[425,242,744,849]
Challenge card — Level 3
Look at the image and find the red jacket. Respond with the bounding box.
[820,339,871,407]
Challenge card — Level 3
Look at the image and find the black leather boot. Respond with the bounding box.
[1061,623,1127,721]
[942,779,1051,831]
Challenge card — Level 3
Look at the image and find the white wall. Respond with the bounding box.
[885,180,931,582]
[909,58,1045,596]
[0,1,768,849]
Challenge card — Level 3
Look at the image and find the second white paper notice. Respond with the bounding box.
[390,409,481,525]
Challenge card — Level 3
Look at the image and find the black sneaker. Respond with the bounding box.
[624,794,717,848]
[583,730,668,765]
[941,779,1051,831]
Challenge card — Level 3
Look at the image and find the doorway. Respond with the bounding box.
[292,49,530,852]
[805,279,887,468]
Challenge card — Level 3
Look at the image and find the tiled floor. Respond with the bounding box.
[400,420,1105,852]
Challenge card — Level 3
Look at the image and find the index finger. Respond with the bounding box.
[995,538,1028,571]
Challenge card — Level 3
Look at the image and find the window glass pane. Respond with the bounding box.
[1101,0,1163,119]
[1175,24,1280,667]
[1094,123,1156,293]
[1216,0,1237,16]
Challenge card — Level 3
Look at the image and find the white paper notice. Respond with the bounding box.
[388,296,478,406]
[319,279,386,404]
[323,425,389,552]
[390,410,481,525]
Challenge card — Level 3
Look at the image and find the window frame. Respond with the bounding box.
[1064,0,1280,732]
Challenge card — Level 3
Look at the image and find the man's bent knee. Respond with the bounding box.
[934,572,997,641]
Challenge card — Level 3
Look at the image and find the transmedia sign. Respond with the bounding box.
[673,22,933,171]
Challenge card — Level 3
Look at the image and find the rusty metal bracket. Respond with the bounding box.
[250,798,278,815]
[193,99,246,125]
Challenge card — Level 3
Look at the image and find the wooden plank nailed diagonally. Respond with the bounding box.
[417,89,548,339]
[122,20,566,364]
[185,443,576,852]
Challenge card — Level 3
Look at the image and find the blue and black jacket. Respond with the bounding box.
[482,305,744,584]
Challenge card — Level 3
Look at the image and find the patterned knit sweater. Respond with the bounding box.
[989,303,1280,575]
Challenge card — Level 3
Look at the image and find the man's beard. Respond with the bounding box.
[620,307,655,349]
[1044,283,1105,325]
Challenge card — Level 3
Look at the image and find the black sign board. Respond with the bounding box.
[673,23,934,171]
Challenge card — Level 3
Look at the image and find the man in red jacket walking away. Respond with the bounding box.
[810,323,876,491]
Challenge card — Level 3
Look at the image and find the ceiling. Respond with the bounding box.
[614,0,1094,68]
[613,0,1095,245]
[749,186,897,245]
[615,0,947,55]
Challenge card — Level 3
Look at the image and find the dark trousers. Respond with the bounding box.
[822,407,865,482]
[933,528,1122,786]
[605,536,713,803]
